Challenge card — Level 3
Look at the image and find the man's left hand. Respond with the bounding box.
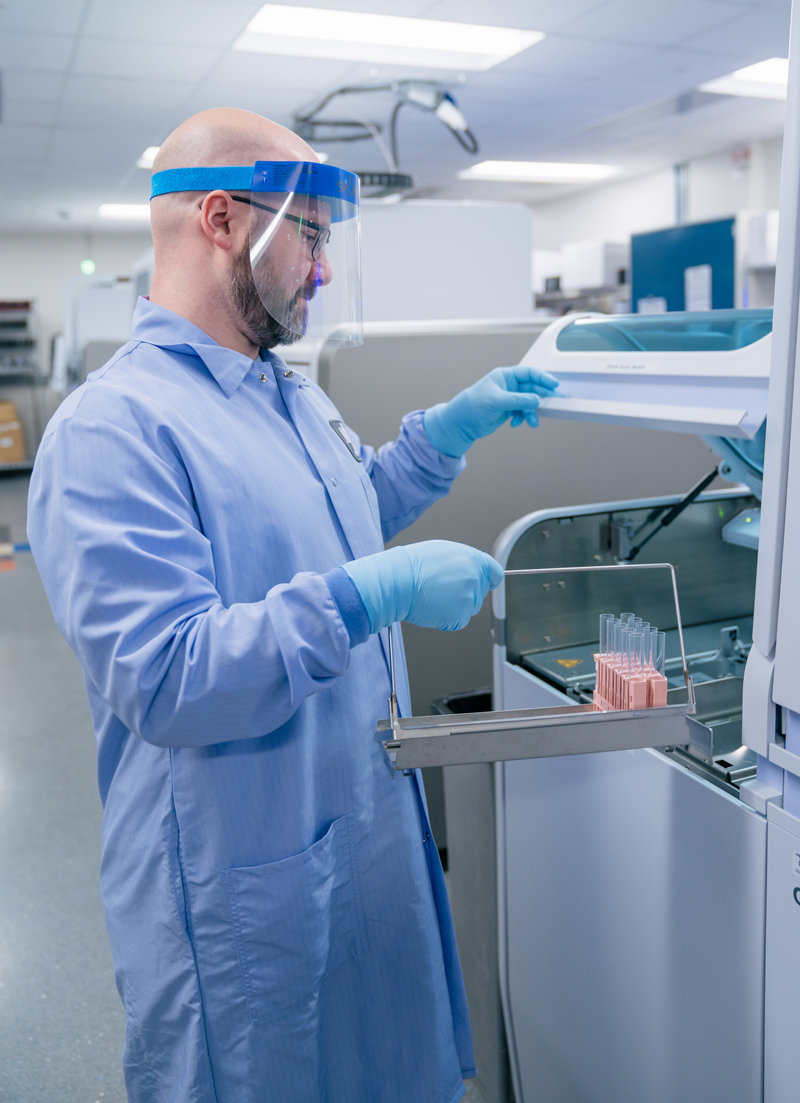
[423,366,560,458]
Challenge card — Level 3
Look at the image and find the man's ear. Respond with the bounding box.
[199,191,245,253]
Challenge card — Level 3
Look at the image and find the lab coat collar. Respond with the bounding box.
[131,296,260,399]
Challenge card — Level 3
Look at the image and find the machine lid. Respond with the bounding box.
[556,309,772,353]
[522,309,772,439]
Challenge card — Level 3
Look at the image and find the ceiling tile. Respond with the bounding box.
[178,84,314,122]
[208,50,358,89]
[495,34,652,78]
[2,101,59,127]
[55,100,183,131]
[0,31,75,72]
[82,0,260,48]
[420,0,607,34]
[0,0,86,35]
[1,71,64,101]
[566,0,742,48]
[260,0,434,13]
[329,59,473,82]
[45,126,167,161]
[72,36,222,81]
[685,5,790,58]
[613,46,771,96]
[61,75,195,109]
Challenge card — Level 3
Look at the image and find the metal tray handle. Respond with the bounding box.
[381,563,695,773]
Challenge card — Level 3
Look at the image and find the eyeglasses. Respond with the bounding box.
[232,195,331,261]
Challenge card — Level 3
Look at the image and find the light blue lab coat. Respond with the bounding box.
[28,298,474,1103]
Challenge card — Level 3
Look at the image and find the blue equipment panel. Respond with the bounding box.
[631,218,735,312]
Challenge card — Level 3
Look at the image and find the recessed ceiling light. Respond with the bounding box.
[98,204,151,221]
[457,161,621,183]
[137,146,160,169]
[234,5,544,71]
[700,56,788,100]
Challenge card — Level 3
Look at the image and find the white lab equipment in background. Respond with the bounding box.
[637,294,668,313]
[684,263,713,311]
[132,248,154,301]
[735,208,780,308]
[533,240,631,315]
[281,200,536,382]
[561,239,629,291]
[748,210,780,267]
[531,249,562,295]
[54,276,135,393]
[359,200,533,322]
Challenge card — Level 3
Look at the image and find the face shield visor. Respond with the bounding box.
[150,160,362,347]
[242,162,361,347]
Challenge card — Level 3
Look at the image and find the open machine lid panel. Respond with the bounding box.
[522,309,772,439]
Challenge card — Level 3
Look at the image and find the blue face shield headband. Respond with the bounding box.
[150,161,363,347]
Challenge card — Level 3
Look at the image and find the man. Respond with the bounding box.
[28,109,558,1103]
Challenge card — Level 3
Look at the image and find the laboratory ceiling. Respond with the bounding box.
[0,0,791,230]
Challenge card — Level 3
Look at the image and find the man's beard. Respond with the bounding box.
[230,239,305,349]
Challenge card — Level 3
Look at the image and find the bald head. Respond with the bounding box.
[153,107,313,176]
[150,108,316,241]
[147,108,324,357]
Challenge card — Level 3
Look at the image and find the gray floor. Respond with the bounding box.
[0,474,126,1102]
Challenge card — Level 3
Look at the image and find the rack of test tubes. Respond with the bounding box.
[594,613,668,712]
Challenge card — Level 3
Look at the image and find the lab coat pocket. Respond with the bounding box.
[221,813,368,1026]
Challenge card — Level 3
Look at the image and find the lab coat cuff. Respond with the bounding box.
[324,567,372,648]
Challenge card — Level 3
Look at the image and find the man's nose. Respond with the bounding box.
[308,250,333,288]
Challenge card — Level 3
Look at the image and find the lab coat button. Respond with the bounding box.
[284,370,294,378]
[332,477,338,487]
[259,373,267,382]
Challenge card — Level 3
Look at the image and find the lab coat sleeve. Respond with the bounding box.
[360,410,466,542]
[28,416,359,750]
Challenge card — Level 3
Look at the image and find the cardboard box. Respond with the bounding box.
[0,400,25,464]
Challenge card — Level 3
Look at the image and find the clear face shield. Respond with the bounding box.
[243,162,362,347]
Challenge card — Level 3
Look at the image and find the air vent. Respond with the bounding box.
[583,89,728,140]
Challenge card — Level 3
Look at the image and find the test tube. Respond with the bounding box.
[620,626,631,673]
[599,613,614,655]
[651,630,666,676]
[629,631,644,676]
[633,617,643,632]
[620,613,635,626]
[645,626,656,668]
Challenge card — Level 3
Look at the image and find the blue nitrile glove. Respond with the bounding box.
[424,365,560,458]
[341,540,504,633]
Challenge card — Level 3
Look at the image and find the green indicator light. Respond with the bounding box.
[745,516,752,522]
[718,507,725,518]
[80,258,96,275]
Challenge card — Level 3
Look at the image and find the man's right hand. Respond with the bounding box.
[341,540,504,633]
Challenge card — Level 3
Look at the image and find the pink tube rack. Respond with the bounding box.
[593,654,668,711]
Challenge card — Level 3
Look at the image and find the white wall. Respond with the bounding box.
[0,232,152,370]
[530,170,674,252]
[530,136,784,253]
